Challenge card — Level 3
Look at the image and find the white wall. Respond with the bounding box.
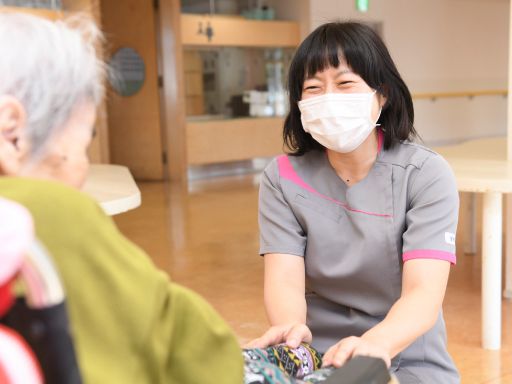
[282,0,511,145]
[270,0,311,39]
[414,95,507,145]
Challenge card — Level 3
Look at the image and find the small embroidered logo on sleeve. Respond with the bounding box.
[445,232,456,245]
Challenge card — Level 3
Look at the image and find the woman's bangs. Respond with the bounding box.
[303,38,344,79]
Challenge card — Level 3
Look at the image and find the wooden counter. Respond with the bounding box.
[186,116,285,165]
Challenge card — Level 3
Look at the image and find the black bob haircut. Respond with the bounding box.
[283,21,417,155]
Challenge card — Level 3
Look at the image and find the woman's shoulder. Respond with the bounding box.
[383,142,457,199]
[263,150,325,190]
[380,140,449,172]
[263,151,324,180]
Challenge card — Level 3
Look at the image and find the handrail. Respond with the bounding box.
[413,89,507,100]
[0,6,63,20]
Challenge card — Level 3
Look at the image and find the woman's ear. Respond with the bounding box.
[377,84,388,109]
[0,96,28,175]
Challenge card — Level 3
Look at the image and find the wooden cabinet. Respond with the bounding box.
[181,14,300,48]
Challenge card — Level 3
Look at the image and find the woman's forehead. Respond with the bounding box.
[302,48,350,76]
[304,62,353,79]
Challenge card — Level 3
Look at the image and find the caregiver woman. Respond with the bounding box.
[247,22,460,383]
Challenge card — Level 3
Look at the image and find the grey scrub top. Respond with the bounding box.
[258,133,460,383]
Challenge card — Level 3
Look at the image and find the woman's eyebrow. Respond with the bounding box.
[336,69,353,76]
[304,68,352,80]
[305,73,321,80]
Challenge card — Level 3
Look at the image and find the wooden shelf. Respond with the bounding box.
[0,6,63,20]
[181,14,300,47]
[186,117,285,165]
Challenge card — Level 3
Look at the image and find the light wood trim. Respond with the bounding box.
[0,6,63,19]
[181,14,300,47]
[413,89,507,100]
[508,1,512,160]
[186,117,284,165]
[158,0,188,181]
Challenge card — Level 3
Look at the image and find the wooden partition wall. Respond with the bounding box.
[508,0,512,159]
[157,0,188,182]
[60,0,110,164]
[100,0,165,180]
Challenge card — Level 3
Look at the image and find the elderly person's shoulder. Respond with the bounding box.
[0,177,105,222]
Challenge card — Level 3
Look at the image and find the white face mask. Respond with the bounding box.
[298,91,381,153]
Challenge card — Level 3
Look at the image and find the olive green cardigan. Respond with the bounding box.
[0,177,243,384]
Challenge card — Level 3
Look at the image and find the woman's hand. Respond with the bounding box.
[322,336,391,368]
[244,323,312,349]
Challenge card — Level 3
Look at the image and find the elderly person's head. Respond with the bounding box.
[0,12,104,187]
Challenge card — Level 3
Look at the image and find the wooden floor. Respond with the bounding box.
[114,175,512,384]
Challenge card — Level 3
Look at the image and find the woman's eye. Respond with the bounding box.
[304,85,319,91]
[338,81,353,85]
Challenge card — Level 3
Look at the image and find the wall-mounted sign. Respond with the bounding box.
[355,0,369,12]
[109,47,145,97]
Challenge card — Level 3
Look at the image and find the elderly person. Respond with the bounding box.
[0,12,243,383]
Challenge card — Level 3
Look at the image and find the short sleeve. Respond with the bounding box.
[402,154,459,264]
[258,158,307,256]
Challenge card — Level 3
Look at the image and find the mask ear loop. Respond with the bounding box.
[370,90,382,127]
[375,111,382,127]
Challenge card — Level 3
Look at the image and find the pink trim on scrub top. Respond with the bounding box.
[402,249,457,265]
[377,128,384,153]
[277,152,391,218]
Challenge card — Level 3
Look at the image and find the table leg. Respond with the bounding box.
[465,192,477,254]
[482,192,502,350]
[505,194,512,299]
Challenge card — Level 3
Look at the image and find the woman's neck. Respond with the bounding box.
[326,129,379,186]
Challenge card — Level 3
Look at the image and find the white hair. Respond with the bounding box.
[0,12,104,155]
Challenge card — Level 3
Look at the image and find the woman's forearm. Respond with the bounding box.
[362,288,440,358]
[264,285,307,325]
[362,259,450,358]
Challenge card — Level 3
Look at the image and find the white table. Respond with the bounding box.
[436,138,511,350]
[82,164,141,216]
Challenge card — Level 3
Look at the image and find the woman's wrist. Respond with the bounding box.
[361,329,394,358]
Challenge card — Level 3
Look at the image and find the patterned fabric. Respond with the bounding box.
[301,368,335,383]
[244,359,293,384]
[243,344,334,384]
